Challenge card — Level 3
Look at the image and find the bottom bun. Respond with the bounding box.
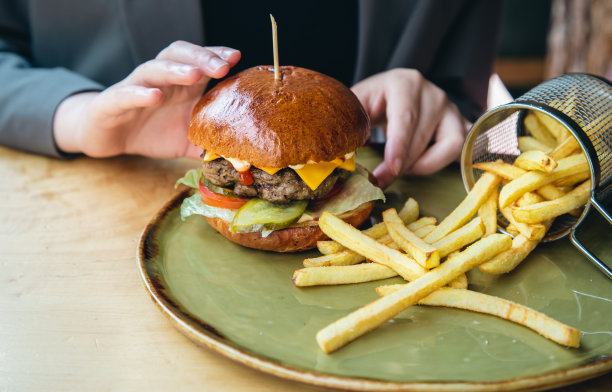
[205,201,375,252]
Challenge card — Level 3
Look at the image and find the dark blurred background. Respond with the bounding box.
[495,0,612,98]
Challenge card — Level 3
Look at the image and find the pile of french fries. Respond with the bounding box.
[292,109,588,354]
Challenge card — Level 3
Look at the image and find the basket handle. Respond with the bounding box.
[569,196,612,279]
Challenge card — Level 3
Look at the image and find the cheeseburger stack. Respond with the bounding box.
[177,65,384,252]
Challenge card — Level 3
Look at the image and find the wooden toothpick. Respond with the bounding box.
[270,14,280,81]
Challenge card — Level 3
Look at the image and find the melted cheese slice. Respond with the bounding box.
[293,161,340,190]
[287,154,356,190]
[259,167,281,176]
[203,151,220,161]
[202,150,356,191]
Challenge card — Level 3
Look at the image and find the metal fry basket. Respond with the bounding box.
[461,73,612,278]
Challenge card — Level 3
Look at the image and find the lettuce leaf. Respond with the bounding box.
[175,168,202,189]
[307,167,385,217]
[180,192,236,222]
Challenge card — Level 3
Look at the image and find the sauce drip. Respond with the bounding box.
[239,170,254,186]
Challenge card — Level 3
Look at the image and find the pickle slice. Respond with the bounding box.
[230,199,308,233]
[203,179,238,197]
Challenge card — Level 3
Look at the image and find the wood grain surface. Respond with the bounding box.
[0,145,610,391]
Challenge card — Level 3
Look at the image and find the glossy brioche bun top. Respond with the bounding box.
[188,66,370,168]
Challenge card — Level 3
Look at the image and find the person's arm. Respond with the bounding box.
[0,2,103,157]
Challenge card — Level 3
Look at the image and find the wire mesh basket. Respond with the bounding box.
[461,73,612,278]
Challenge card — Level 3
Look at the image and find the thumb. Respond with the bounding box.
[183,143,203,160]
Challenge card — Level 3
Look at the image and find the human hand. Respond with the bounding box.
[351,69,468,188]
[53,41,241,159]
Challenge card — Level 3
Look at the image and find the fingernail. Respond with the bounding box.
[210,56,227,71]
[392,158,402,175]
[222,48,239,59]
[373,162,394,188]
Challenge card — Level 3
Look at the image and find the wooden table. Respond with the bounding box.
[1,146,610,391]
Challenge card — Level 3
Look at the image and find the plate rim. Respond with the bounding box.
[137,188,612,391]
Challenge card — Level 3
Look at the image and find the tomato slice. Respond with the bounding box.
[316,181,343,202]
[198,179,249,210]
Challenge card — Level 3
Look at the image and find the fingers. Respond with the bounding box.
[407,105,466,175]
[400,84,446,170]
[351,76,387,126]
[374,104,465,187]
[125,59,205,87]
[382,72,422,176]
[123,42,241,89]
[90,85,162,119]
[183,143,204,160]
[383,71,451,177]
[156,41,241,78]
[372,161,396,189]
[364,69,468,187]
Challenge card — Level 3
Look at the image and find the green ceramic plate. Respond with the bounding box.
[138,149,612,391]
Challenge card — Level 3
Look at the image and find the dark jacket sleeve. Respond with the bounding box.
[355,0,502,122]
[0,1,102,158]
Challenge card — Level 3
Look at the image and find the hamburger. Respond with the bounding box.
[176,65,385,252]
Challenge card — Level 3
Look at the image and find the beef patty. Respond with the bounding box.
[202,158,351,203]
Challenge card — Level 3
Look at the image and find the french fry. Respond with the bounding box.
[361,221,398,241]
[397,197,421,223]
[376,272,470,292]
[316,198,419,254]
[518,136,554,153]
[523,112,558,147]
[550,136,580,160]
[498,153,588,208]
[478,188,498,236]
[517,191,544,207]
[533,184,565,200]
[316,234,512,353]
[500,205,546,241]
[448,273,468,289]
[377,233,393,244]
[383,208,440,269]
[474,160,525,181]
[316,241,345,255]
[514,150,557,173]
[311,232,404,268]
[375,283,405,296]
[424,172,501,244]
[532,186,580,217]
[553,170,590,187]
[479,234,541,274]
[474,160,581,216]
[293,264,398,287]
[304,250,366,267]
[408,216,437,231]
[533,111,572,143]
[413,224,435,238]
[363,198,420,239]
[430,217,485,257]
[513,180,591,224]
[505,224,520,236]
[446,251,460,259]
[375,286,580,348]
[475,160,564,202]
[378,234,400,250]
[319,212,426,282]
